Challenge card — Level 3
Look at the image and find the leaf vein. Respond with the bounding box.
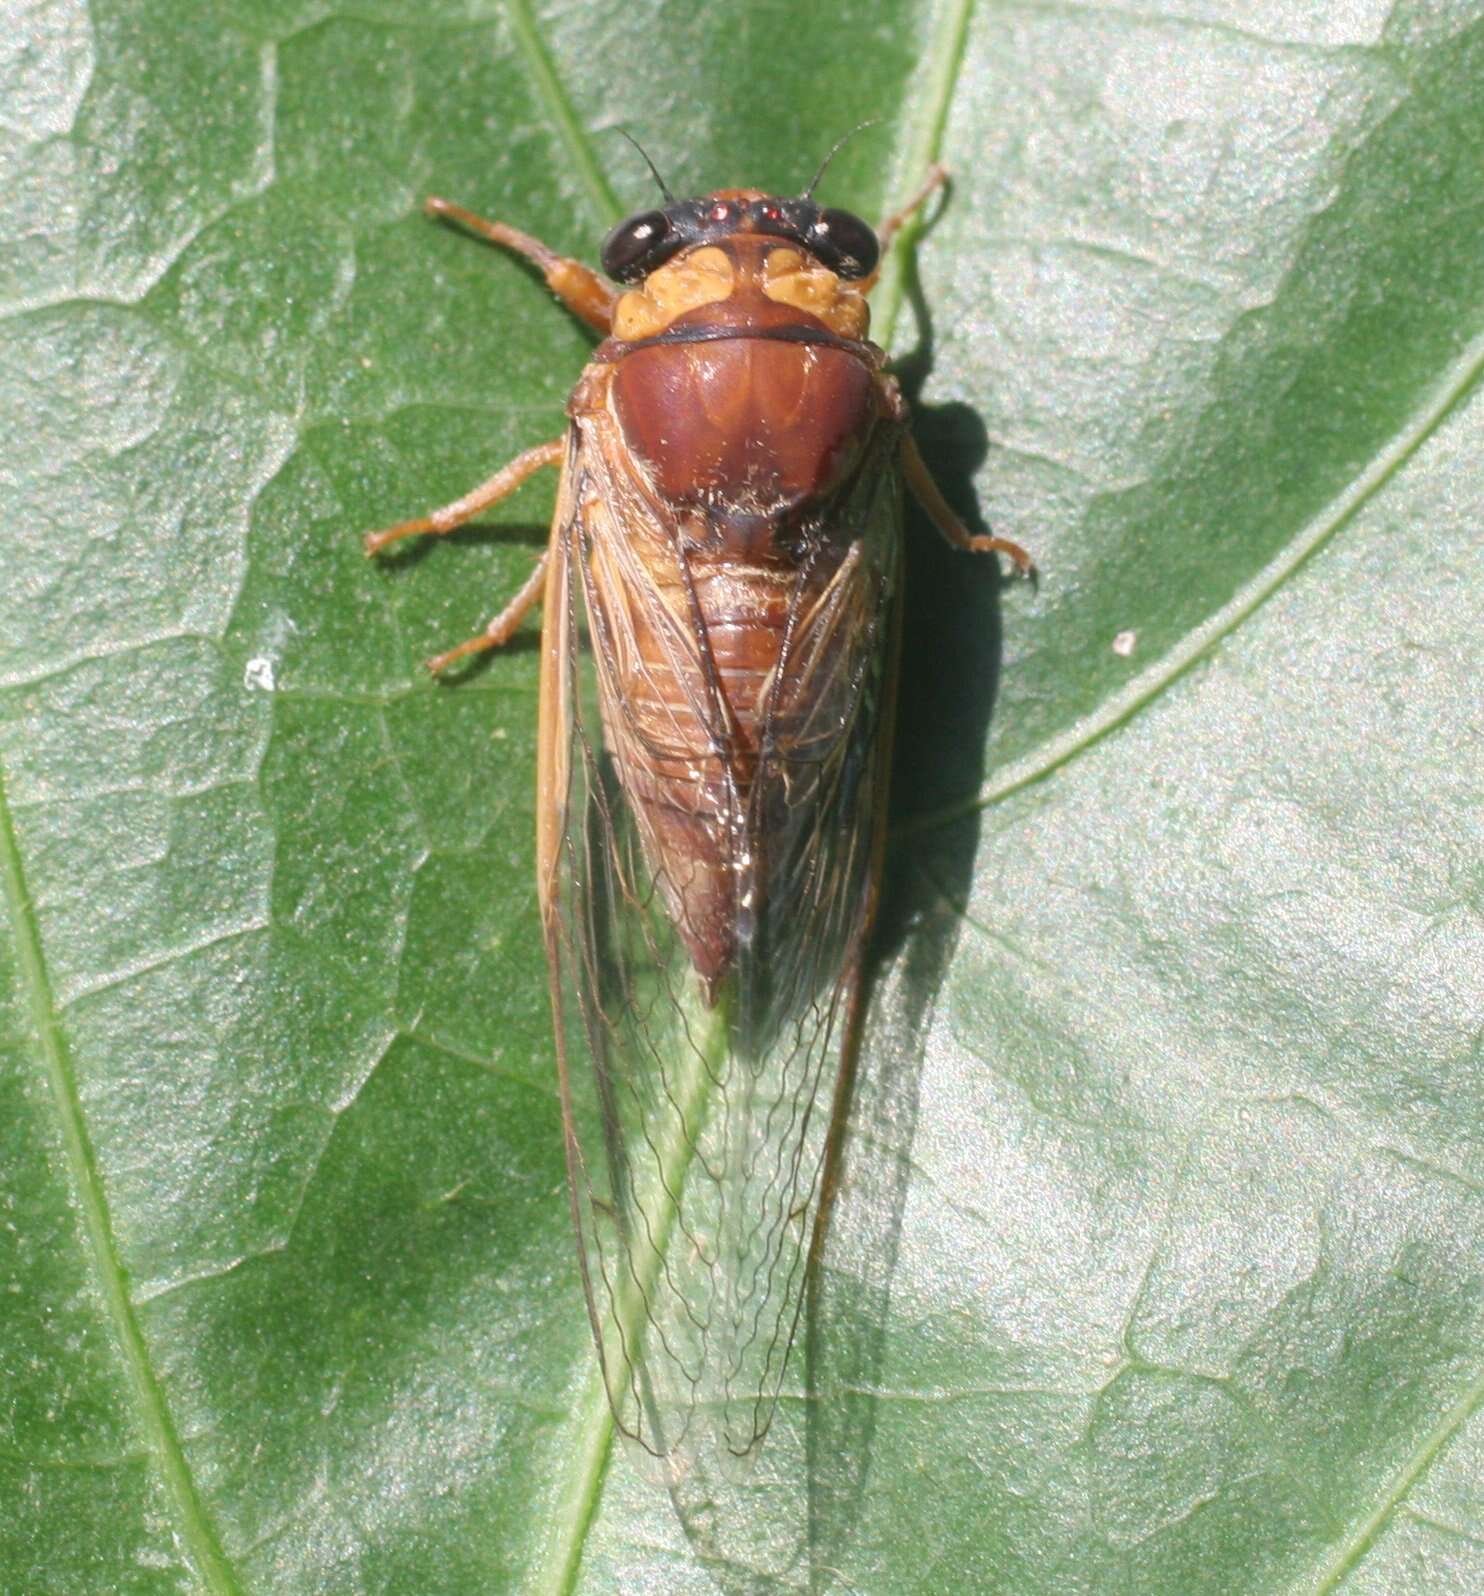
[1307,1359,1484,1593]
[873,0,976,351]
[905,320,1484,835]
[0,759,245,1593]
[500,0,622,228]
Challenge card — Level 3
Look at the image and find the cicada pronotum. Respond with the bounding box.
[362,138,1031,1475]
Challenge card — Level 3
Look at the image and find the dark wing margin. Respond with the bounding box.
[538,413,904,1475]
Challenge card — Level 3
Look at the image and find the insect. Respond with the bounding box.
[362,138,1031,1474]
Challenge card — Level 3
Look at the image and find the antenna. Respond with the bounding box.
[801,119,880,199]
[613,127,675,203]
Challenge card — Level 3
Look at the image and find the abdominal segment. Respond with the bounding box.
[599,537,848,993]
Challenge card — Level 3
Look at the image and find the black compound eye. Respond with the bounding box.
[807,207,879,279]
[601,210,673,282]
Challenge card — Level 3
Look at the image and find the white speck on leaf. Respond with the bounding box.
[1113,630,1138,657]
[244,656,276,691]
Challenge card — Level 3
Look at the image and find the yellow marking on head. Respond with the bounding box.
[761,248,869,339]
[613,246,735,340]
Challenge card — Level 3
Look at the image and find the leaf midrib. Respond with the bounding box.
[0,760,244,1594]
[502,0,623,228]
[513,0,980,1584]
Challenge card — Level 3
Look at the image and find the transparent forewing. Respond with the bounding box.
[541,411,903,1470]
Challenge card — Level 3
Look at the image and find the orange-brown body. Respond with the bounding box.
[563,224,903,988]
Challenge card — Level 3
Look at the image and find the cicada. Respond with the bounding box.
[363,143,1030,1473]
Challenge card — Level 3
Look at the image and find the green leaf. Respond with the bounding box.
[3,1,1482,1592]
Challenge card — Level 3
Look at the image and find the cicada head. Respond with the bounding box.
[601,188,879,283]
[603,189,878,342]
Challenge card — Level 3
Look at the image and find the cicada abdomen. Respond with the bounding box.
[361,158,1031,1476]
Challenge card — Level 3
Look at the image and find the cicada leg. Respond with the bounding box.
[858,164,949,295]
[902,433,1035,576]
[361,439,564,556]
[423,548,551,674]
[865,170,1034,575]
[425,196,616,333]
[361,437,563,672]
[876,163,948,257]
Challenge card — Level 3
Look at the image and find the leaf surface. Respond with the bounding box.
[2,2,1482,1592]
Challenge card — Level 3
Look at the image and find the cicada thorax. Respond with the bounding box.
[570,227,900,1003]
